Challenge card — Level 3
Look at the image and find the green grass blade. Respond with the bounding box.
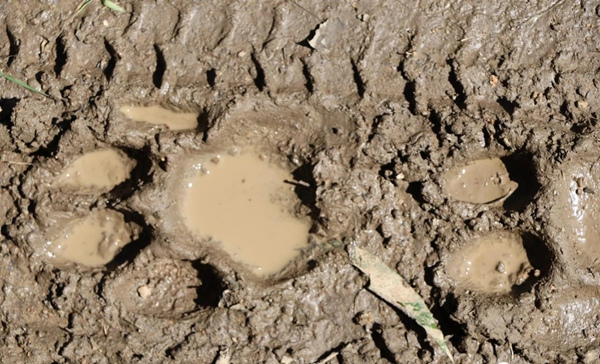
[0,70,49,97]
[102,0,126,12]
[75,0,93,14]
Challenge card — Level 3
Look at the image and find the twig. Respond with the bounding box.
[315,351,338,364]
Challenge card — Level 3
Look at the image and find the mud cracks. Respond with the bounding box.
[2,0,600,363]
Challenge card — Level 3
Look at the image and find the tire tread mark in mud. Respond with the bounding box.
[250,52,266,91]
[301,61,314,93]
[5,27,19,67]
[446,59,467,110]
[403,80,418,114]
[103,39,119,81]
[397,35,418,114]
[428,109,446,146]
[206,68,216,88]
[351,59,365,98]
[54,35,67,77]
[152,44,166,89]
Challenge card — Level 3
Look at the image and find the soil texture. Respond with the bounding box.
[1,0,600,363]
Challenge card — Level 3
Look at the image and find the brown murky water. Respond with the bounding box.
[46,210,134,267]
[442,158,518,204]
[179,151,310,276]
[53,149,136,193]
[119,105,199,131]
[447,232,532,294]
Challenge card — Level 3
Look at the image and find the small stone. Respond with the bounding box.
[137,285,151,299]
[280,355,294,364]
[489,74,499,87]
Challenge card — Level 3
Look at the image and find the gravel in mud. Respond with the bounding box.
[1,0,600,363]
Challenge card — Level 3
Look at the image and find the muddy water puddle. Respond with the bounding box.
[45,210,135,267]
[179,151,310,276]
[54,149,135,193]
[119,105,198,130]
[442,158,517,204]
[447,232,533,294]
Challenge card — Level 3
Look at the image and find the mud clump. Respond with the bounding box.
[178,151,310,276]
[525,287,600,351]
[106,259,202,319]
[45,209,137,267]
[53,148,136,194]
[119,105,199,131]
[442,158,518,204]
[546,152,600,272]
[447,232,533,294]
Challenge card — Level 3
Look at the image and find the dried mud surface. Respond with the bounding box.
[1,0,600,363]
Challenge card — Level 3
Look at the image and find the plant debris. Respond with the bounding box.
[0,70,48,97]
[76,0,126,14]
[348,245,454,362]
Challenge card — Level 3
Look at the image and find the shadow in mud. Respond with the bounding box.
[288,163,321,226]
[497,97,519,115]
[513,233,554,295]
[32,116,75,158]
[424,265,468,350]
[0,98,18,127]
[152,44,166,89]
[191,261,226,308]
[110,145,154,201]
[105,210,153,270]
[393,308,435,356]
[371,323,400,364]
[406,181,426,205]
[196,109,212,142]
[501,153,541,212]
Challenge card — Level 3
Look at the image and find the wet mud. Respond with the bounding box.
[1,0,600,363]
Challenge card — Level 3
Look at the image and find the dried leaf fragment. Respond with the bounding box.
[349,246,454,362]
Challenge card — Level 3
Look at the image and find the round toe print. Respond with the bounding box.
[120,105,199,131]
[447,232,533,294]
[54,148,136,194]
[179,151,310,276]
[442,158,518,204]
[46,210,136,267]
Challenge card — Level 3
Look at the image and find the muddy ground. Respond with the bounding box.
[1,0,600,363]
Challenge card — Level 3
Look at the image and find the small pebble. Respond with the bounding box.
[137,285,152,299]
